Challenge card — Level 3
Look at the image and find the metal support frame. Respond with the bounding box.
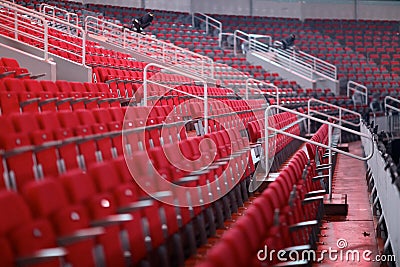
[191,12,222,37]
[39,3,79,28]
[347,80,368,105]
[265,105,374,200]
[245,78,279,105]
[85,16,214,79]
[0,0,85,65]
[361,123,400,265]
[384,96,400,133]
[143,63,208,133]
[233,30,271,56]
[307,98,362,143]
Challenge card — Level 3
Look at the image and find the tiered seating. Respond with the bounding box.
[0,78,130,115]
[192,124,330,267]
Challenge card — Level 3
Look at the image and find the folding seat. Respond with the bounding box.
[88,160,182,262]
[69,82,99,109]
[57,111,98,168]
[0,128,39,191]
[3,78,40,112]
[23,79,60,111]
[36,111,80,171]
[10,112,60,178]
[59,170,129,267]
[56,80,86,110]
[0,190,67,267]
[76,109,115,160]
[1,58,31,79]
[21,179,104,267]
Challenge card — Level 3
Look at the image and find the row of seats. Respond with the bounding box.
[0,78,129,115]
[195,124,331,266]
[0,123,255,267]
[0,105,187,190]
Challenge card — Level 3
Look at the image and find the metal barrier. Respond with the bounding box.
[361,123,400,265]
[385,96,400,133]
[307,98,362,137]
[260,105,374,200]
[233,30,272,56]
[0,0,86,65]
[347,80,368,106]
[191,12,222,37]
[39,3,79,27]
[85,16,214,79]
[142,63,209,133]
[245,78,279,105]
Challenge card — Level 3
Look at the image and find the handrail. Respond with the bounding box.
[233,30,272,56]
[245,78,279,105]
[384,96,400,133]
[84,16,214,79]
[191,12,222,36]
[39,3,79,27]
[384,96,400,113]
[260,105,374,200]
[250,37,337,83]
[143,63,209,133]
[307,98,362,136]
[360,123,400,264]
[0,0,86,65]
[347,80,368,105]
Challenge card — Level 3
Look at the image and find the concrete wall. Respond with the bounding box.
[0,35,92,82]
[0,42,56,81]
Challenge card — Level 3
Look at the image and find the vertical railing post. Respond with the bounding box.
[328,124,333,200]
[143,65,149,106]
[44,21,49,60]
[307,100,311,136]
[338,108,342,144]
[205,17,209,34]
[204,83,208,134]
[82,29,86,65]
[14,9,18,40]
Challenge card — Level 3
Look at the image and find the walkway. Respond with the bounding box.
[316,141,381,266]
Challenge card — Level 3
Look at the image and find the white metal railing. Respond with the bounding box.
[261,105,374,200]
[384,96,400,114]
[233,30,272,56]
[307,98,362,136]
[245,78,279,105]
[85,16,214,79]
[39,3,79,27]
[384,96,400,133]
[361,123,400,266]
[249,36,337,83]
[347,80,368,105]
[191,12,222,36]
[0,0,86,65]
[142,63,209,133]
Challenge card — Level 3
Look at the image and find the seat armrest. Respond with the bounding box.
[312,174,329,181]
[174,175,200,185]
[16,248,67,266]
[30,73,46,79]
[38,98,59,107]
[15,72,31,79]
[302,195,324,204]
[305,189,326,197]
[117,200,154,213]
[289,220,318,231]
[57,227,105,246]
[90,214,133,227]
[20,98,41,108]
[0,70,15,78]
